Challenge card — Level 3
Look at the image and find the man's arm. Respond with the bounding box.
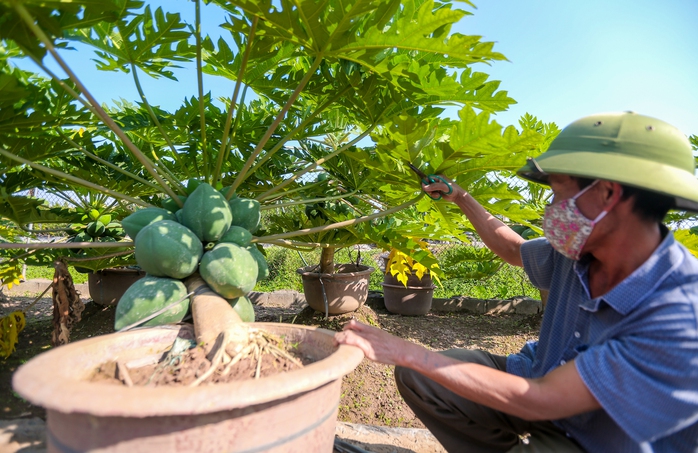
[423,179,525,266]
[335,320,601,421]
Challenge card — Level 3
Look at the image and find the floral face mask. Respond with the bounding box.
[543,180,610,260]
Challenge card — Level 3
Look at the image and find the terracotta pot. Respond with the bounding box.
[382,282,435,315]
[12,323,363,453]
[88,267,146,306]
[382,270,435,316]
[296,264,374,315]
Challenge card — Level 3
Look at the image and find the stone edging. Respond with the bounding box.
[6,280,542,315]
[5,279,79,297]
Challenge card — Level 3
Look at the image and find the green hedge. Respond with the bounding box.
[22,245,540,300]
[255,246,539,300]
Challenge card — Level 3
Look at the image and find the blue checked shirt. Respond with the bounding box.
[507,232,698,452]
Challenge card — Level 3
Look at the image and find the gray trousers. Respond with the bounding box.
[394,349,586,453]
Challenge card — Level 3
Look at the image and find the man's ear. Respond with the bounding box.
[599,181,624,209]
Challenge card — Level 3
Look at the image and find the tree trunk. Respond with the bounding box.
[51,259,84,347]
[185,274,242,358]
[319,247,335,274]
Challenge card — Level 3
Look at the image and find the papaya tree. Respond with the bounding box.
[0,0,556,359]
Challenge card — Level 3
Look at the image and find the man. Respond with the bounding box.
[335,112,698,452]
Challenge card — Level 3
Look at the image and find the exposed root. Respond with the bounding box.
[147,336,197,385]
[184,277,303,386]
[220,342,255,378]
[189,325,303,387]
[116,361,134,387]
[189,330,231,387]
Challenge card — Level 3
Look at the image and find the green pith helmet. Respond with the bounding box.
[517,111,698,212]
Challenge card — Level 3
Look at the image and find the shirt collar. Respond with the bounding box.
[573,228,683,314]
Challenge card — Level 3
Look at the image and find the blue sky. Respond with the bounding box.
[23,0,698,137]
[459,0,698,136]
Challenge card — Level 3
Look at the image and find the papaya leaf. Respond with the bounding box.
[674,229,698,258]
[0,191,70,227]
[67,4,195,80]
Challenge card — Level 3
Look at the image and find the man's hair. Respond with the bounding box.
[576,177,673,223]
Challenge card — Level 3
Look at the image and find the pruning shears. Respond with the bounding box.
[407,162,453,201]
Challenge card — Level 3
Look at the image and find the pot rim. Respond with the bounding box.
[92,267,145,275]
[381,282,436,291]
[12,323,363,417]
[296,264,375,278]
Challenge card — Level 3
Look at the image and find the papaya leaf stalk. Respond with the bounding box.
[256,124,376,202]
[255,194,423,243]
[131,65,187,176]
[226,54,324,198]
[195,0,208,178]
[0,147,150,208]
[11,2,183,207]
[55,129,162,192]
[212,16,259,185]
[244,84,354,180]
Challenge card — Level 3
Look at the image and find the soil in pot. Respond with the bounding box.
[90,326,310,387]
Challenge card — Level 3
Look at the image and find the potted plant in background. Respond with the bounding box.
[382,241,438,316]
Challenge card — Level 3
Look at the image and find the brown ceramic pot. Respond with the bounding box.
[12,323,363,453]
[296,264,374,315]
[382,270,435,316]
[88,267,146,306]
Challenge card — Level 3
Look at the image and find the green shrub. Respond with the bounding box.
[251,245,539,300]
[253,246,386,293]
[433,263,538,300]
[253,247,306,292]
[23,265,89,284]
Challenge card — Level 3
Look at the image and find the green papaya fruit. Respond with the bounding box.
[521,228,539,240]
[114,276,190,331]
[227,296,255,323]
[509,225,528,236]
[179,183,233,242]
[134,220,203,279]
[85,221,106,238]
[185,178,204,195]
[218,225,252,246]
[218,186,237,200]
[245,245,269,281]
[122,207,177,240]
[199,243,258,299]
[88,209,100,221]
[161,195,187,212]
[229,197,261,233]
[71,232,92,243]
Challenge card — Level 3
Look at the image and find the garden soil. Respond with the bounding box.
[1,288,541,431]
[89,336,307,387]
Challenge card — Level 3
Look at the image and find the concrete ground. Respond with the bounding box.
[0,418,445,453]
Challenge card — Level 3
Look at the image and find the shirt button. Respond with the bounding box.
[574,331,581,338]
[560,360,566,365]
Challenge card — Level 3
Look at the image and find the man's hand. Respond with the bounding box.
[334,320,424,366]
[422,176,465,203]
[423,175,525,266]
[335,321,601,421]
